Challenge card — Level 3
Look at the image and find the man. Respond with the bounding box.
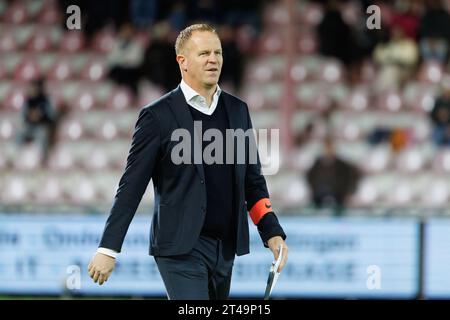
[307,136,360,214]
[88,24,288,300]
[17,78,57,166]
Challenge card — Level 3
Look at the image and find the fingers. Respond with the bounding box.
[88,265,96,279]
[89,267,110,285]
[277,245,288,272]
[98,274,105,285]
[272,247,280,263]
[93,270,101,283]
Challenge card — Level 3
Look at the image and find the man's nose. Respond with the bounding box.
[207,53,218,64]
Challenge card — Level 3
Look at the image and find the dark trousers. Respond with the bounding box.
[154,235,235,300]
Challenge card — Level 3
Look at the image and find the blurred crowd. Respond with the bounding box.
[3,0,450,213]
[55,0,261,94]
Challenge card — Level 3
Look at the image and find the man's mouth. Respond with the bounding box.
[206,68,218,72]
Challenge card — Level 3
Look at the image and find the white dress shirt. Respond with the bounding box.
[179,79,222,114]
[96,80,222,259]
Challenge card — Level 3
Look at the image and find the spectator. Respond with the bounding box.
[141,22,180,93]
[418,0,450,63]
[16,79,57,166]
[373,25,418,92]
[107,23,144,97]
[61,0,130,43]
[317,0,355,66]
[188,0,219,25]
[218,25,243,92]
[390,0,421,40]
[307,137,361,214]
[130,0,158,28]
[430,80,450,146]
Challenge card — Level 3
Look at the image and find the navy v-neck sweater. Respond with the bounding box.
[188,96,236,241]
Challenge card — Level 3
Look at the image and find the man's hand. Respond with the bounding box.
[267,236,288,272]
[88,253,116,285]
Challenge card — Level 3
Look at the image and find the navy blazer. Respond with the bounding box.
[99,86,285,256]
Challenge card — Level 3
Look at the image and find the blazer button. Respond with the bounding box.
[201,206,206,212]
[200,179,204,184]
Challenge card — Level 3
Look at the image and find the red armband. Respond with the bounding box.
[249,198,272,225]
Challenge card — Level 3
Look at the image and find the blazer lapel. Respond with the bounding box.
[167,86,205,180]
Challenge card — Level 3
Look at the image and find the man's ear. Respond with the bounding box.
[176,55,187,72]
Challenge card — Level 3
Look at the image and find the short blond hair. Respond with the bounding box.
[175,23,218,55]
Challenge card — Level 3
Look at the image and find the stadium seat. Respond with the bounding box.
[331,112,364,141]
[33,175,64,205]
[96,120,119,141]
[80,59,107,82]
[297,31,318,54]
[315,59,344,83]
[3,2,28,24]
[341,0,360,26]
[2,85,27,111]
[138,82,165,107]
[295,82,331,111]
[82,147,110,170]
[259,32,284,54]
[432,148,450,172]
[91,28,115,53]
[376,90,403,112]
[47,145,75,171]
[241,85,267,111]
[384,176,418,207]
[91,171,119,203]
[1,175,29,205]
[48,58,74,81]
[13,145,41,171]
[263,2,289,26]
[266,172,310,207]
[36,4,61,24]
[338,86,369,111]
[104,140,129,169]
[360,60,376,84]
[418,61,444,84]
[246,61,277,83]
[350,177,380,207]
[395,148,426,173]
[418,175,449,207]
[297,1,323,26]
[288,140,322,172]
[289,61,308,83]
[234,25,254,53]
[106,87,133,111]
[64,173,97,205]
[0,113,19,141]
[0,29,18,52]
[26,30,53,52]
[59,30,85,53]
[69,85,98,111]
[402,82,436,113]
[58,118,85,141]
[13,57,41,81]
[0,60,9,80]
[360,145,392,173]
[112,111,136,138]
[0,146,7,169]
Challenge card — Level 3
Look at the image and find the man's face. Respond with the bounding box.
[178,31,223,88]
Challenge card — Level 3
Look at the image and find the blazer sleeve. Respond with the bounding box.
[99,107,160,252]
[243,104,286,247]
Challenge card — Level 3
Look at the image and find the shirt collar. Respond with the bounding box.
[180,79,221,105]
